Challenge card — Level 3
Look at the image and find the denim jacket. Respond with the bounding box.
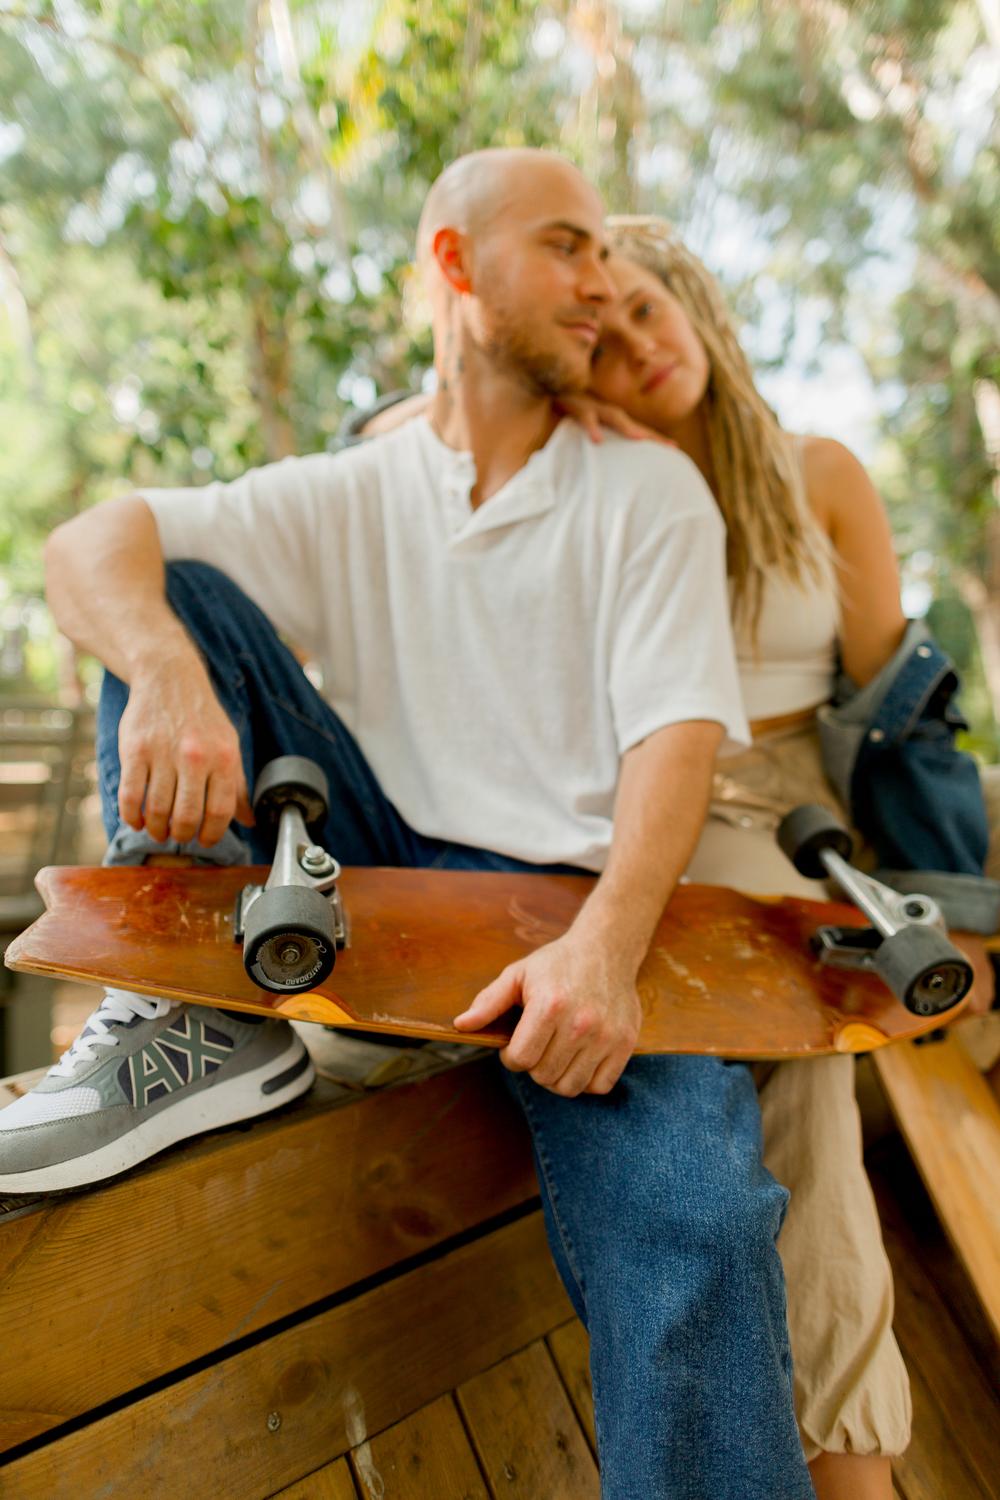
[817,620,999,934]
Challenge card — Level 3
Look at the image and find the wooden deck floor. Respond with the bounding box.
[268,1135,1000,1500]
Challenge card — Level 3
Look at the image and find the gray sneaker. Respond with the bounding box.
[0,989,314,1194]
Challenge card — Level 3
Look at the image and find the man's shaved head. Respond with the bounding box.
[418,147,612,399]
[417,148,599,269]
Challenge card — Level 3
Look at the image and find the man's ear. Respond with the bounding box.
[432,227,473,295]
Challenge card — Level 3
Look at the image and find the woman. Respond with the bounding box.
[589,219,911,1500]
[355,218,994,1498]
[569,216,993,1500]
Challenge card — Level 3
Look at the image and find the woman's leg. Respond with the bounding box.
[808,1453,893,1499]
[759,1055,909,1490]
[687,742,910,1490]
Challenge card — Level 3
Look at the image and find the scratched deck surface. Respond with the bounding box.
[5,865,966,1057]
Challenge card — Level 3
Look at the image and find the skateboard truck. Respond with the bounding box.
[233,756,347,995]
[777,804,973,1018]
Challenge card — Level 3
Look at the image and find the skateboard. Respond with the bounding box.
[4,758,976,1059]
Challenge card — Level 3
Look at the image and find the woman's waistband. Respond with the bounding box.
[747,702,823,740]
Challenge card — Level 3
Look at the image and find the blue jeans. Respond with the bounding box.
[98,562,814,1499]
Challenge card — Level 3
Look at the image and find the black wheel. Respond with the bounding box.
[242,884,336,994]
[776,803,853,880]
[252,755,329,830]
[872,925,973,1017]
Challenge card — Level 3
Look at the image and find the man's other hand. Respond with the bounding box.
[453,933,642,1097]
[117,661,254,848]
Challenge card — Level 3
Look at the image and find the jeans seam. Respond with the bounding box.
[254,681,382,829]
[514,1082,588,1309]
[513,1080,611,1468]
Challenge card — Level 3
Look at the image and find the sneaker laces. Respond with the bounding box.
[48,989,173,1078]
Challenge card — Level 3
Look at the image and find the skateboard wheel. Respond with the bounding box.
[243,885,336,993]
[777,804,853,880]
[872,925,973,1017]
[253,756,329,829]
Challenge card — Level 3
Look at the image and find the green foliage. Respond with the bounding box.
[0,0,996,754]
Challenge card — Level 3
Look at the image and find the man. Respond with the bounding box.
[1,149,814,1497]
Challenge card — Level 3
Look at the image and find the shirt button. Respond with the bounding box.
[917,644,932,658]
[869,728,885,743]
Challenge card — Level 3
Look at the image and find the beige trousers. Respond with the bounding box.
[686,723,912,1459]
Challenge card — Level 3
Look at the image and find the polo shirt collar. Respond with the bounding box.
[418,416,565,542]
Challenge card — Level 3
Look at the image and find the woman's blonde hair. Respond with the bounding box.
[606,215,828,630]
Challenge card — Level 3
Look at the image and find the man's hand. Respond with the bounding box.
[117,660,253,847]
[453,932,642,1097]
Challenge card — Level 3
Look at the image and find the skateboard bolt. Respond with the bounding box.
[279,943,303,965]
[267,1411,282,1433]
[301,845,334,874]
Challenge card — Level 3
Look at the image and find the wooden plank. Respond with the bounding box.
[0,1211,573,1500]
[891,1356,992,1500]
[0,1057,538,1451]
[873,1034,1000,1343]
[272,1457,358,1499]
[350,1396,488,1500]
[457,1341,600,1500]
[545,1320,596,1457]
[868,1146,1000,1500]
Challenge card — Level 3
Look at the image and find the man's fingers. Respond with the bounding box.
[171,762,211,845]
[586,1047,633,1096]
[197,768,239,849]
[530,1032,596,1094]
[234,775,256,829]
[499,993,576,1075]
[142,763,178,844]
[454,965,523,1031]
[118,755,150,831]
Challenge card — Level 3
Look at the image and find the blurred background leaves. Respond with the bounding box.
[0,0,997,753]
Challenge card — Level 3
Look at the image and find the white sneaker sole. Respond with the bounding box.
[0,1036,315,1194]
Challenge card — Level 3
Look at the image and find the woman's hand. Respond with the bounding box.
[552,393,675,447]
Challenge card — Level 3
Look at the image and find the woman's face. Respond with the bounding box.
[588,256,711,430]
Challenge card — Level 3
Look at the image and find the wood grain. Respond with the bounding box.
[457,1341,600,1500]
[874,1034,1000,1343]
[6,865,968,1057]
[350,1396,488,1500]
[868,1141,1000,1500]
[0,1212,573,1500]
[892,1356,992,1500]
[0,1058,538,1451]
[877,1199,1000,1500]
[545,1320,596,1457]
[272,1457,358,1499]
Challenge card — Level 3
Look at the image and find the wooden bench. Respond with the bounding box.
[874,1032,1000,1344]
[1,1040,998,1498]
[0,700,94,1074]
[0,1054,592,1498]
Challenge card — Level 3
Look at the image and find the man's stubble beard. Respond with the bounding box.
[479,298,589,400]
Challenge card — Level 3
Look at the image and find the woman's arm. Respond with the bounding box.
[801,436,907,685]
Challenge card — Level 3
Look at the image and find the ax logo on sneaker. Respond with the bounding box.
[119,1012,235,1108]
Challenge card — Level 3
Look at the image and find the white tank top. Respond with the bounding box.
[732,552,839,721]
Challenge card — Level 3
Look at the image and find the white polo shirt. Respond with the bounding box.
[140,416,748,870]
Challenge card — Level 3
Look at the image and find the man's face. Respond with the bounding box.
[465,166,616,396]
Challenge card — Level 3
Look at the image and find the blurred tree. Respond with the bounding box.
[0,0,996,753]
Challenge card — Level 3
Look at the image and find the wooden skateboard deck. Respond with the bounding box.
[5,865,971,1058]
